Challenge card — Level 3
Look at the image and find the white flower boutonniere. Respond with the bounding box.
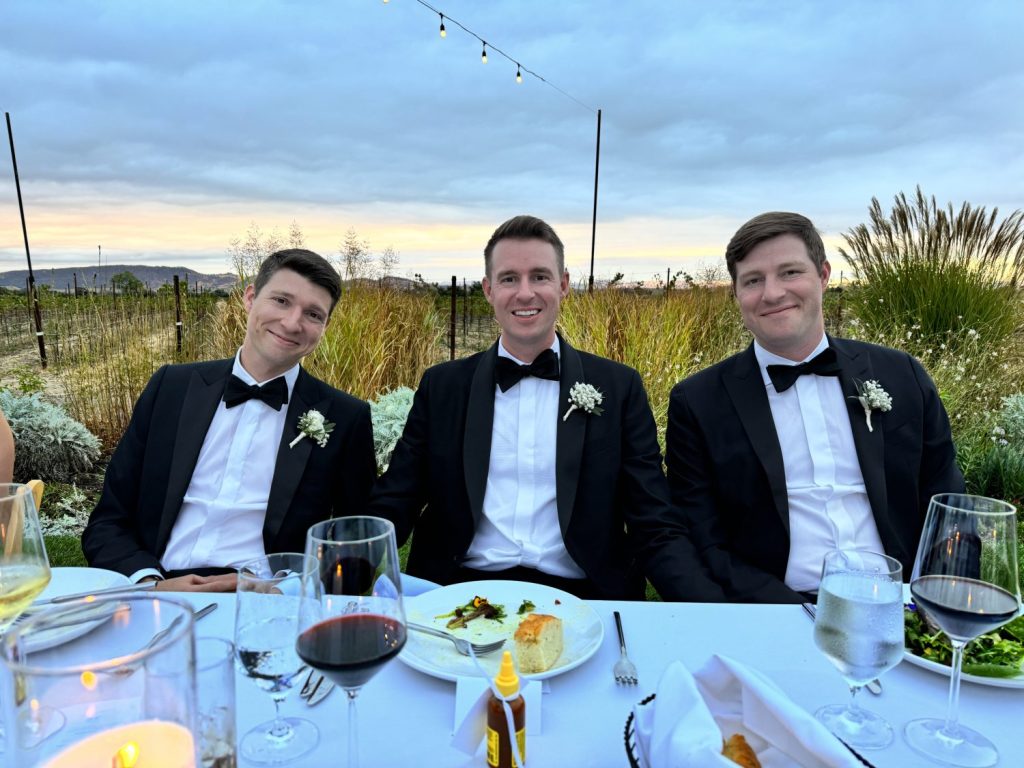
[289,409,334,448]
[563,382,604,422]
[850,379,892,432]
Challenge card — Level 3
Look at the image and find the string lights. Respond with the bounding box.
[389,0,595,112]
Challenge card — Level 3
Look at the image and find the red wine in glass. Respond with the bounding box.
[297,613,407,689]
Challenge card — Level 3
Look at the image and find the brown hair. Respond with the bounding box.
[253,249,342,313]
[725,212,826,283]
[484,215,565,277]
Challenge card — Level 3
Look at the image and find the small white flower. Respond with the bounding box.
[562,382,604,422]
[289,409,334,449]
[849,379,892,433]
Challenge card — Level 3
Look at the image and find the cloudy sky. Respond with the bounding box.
[2,1,1022,283]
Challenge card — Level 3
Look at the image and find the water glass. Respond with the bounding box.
[813,549,903,749]
[0,594,198,767]
[196,637,236,768]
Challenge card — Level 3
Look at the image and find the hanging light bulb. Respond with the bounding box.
[481,43,488,64]
[439,14,446,38]
[516,64,522,83]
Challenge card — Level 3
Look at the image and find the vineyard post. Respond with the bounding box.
[449,276,457,361]
[174,275,183,355]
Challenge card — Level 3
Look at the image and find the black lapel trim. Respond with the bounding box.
[157,361,231,553]
[463,345,497,525]
[722,345,791,532]
[555,336,586,533]
[831,337,888,527]
[264,368,321,546]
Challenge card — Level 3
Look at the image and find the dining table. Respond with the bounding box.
[172,591,1021,767]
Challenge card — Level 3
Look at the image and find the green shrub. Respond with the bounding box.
[370,387,415,474]
[39,482,95,537]
[0,391,101,483]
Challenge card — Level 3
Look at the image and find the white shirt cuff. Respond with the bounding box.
[129,568,164,584]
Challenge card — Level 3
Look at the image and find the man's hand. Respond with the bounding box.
[153,573,238,593]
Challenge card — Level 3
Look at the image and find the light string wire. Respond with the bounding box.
[398,0,597,114]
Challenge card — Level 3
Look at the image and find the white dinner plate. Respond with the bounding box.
[21,567,130,652]
[398,580,604,682]
[902,651,1024,690]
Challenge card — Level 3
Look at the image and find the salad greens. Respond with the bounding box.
[436,596,507,629]
[905,604,1024,678]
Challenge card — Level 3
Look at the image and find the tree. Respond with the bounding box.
[379,246,400,278]
[111,271,145,295]
[227,222,284,280]
[288,220,305,248]
[339,228,373,281]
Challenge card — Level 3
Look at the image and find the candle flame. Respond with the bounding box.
[112,741,140,768]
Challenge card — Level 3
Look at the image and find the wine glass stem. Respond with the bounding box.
[347,689,359,768]
[268,695,294,743]
[944,641,965,737]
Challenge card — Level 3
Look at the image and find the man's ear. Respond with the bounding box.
[560,270,570,298]
[243,284,256,312]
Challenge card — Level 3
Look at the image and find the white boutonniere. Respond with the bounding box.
[562,382,604,422]
[850,379,892,432]
[289,409,334,448]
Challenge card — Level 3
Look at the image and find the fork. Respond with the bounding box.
[613,610,638,685]
[299,668,335,706]
[407,621,506,656]
[802,603,883,696]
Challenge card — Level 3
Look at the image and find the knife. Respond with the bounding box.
[802,603,883,696]
[33,580,158,606]
[306,673,336,706]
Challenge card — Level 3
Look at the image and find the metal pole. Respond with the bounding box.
[173,274,183,355]
[5,112,47,368]
[588,108,602,294]
[449,276,457,361]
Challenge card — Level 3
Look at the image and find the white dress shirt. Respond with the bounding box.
[754,335,885,593]
[131,351,299,581]
[463,337,586,578]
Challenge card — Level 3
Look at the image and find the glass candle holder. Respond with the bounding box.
[1,594,198,768]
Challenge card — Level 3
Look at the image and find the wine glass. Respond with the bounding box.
[813,549,904,749]
[235,553,319,764]
[298,516,407,768]
[0,483,52,631]
[905,493,1020,767]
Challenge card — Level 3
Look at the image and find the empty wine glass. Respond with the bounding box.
[905,493,1020,767]
[235,553,318,764]
[0,483,52,631]
[298,516,407,768]
[813,549,904,749]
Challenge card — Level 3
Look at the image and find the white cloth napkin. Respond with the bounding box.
[632,655,860,768]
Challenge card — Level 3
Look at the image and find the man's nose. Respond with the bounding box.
[281,306,304,330]
[762,275,786,302]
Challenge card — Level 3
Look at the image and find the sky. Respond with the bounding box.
[2,1,1023,284]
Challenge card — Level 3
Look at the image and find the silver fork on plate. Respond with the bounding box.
[407,621,506,656]
[802,603,883,696]
[613,610,638,686]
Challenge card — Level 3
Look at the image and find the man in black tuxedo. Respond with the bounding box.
[83,249,376,591]
[665,212,964,603]
[369,215,720,600]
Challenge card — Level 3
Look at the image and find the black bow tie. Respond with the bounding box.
[765,347,841,393]
[223,374,289,411]
[494,348,560,392]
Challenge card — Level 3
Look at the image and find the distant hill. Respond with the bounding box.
[0,265,238,292]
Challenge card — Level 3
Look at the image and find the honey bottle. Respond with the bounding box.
[486,651,525,767]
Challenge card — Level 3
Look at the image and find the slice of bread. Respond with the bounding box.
[514,613,563,673]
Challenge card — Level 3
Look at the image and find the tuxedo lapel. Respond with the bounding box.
[463,344,497,525]
[157,361,231,553]
[264,368,321,546]
[722,345,791,531]
[555,337,586,533]
[832,337,888,524]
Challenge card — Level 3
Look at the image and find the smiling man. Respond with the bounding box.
[369,215,720,600]
[664,212,964,603]
[83,249,375,591]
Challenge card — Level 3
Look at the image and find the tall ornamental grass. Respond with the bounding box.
[558,286,746,448]
[839,188,1024,350]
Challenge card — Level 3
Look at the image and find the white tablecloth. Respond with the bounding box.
[176,593,1022,767]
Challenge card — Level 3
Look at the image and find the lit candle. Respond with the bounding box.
[40,721,195,768]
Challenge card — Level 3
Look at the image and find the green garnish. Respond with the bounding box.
[905,607,1024,678]
[517,600,536,615]
[436,596,506,629]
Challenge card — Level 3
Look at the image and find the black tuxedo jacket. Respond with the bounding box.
[665,336,964,603]
[83,359,376,577]
[368,336,722,601]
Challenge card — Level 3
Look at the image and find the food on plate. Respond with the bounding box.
[721,734,760,767]
[517,599,536,615]
[514,613,563,673]
[437,596,507,630]
[905,604,1024,678]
